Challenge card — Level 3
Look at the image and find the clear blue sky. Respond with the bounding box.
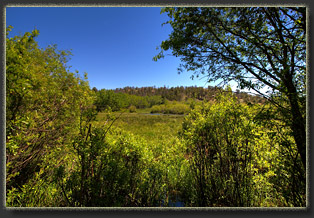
[6,7,213,90]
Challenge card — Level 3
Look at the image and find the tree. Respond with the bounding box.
[6,26,95,201]
[92,87,98,92]
[154,7,306,169]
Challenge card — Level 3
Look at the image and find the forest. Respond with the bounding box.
[6,7,306,207]
[92,85,265,113]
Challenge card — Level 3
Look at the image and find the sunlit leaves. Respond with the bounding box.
[6,26,95,206]
[155,6,306,176]
[178,88,305,206]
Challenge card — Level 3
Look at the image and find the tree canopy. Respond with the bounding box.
[154,7,306,169]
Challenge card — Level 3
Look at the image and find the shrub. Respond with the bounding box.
[6,26,95,206]
[129,105,137,113]
[180,89,264,206]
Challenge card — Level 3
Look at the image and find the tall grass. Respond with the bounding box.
[96,112,184,145]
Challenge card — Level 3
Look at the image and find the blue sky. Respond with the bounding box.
[6,7,213,90]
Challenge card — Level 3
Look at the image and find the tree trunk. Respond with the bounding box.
[284,75,306,169]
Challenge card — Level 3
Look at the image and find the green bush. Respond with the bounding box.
[178,88,305,207]
[6,26,96,206]
[52,123,170,207]
[129,105,137,113]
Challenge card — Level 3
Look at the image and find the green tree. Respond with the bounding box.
[6,26,95,205]
[94,89,123,112]
[154,7,306,169]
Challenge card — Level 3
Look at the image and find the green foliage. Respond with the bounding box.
[52,118,171,206]
[94,89,124,112]
[151,101,191,115]
[95,111,187,206]
[156,7,305,94]
[178,88,305,206]
[128,105,137,113]
[155,7,306,169]
[6,26,95,206]
[6,26,305,207]
[99,112,185,151]
[180,88,255,206]
[113,85,264,103]
[94,89,163,112]
[251,103,306,206]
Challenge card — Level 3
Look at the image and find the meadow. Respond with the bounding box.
[96,111,185,144]
[6,17,306,207]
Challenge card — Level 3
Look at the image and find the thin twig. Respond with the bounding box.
[102,110,126,140]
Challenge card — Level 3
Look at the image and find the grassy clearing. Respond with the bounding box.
[95,111,186,159]
[96,111,185,145]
